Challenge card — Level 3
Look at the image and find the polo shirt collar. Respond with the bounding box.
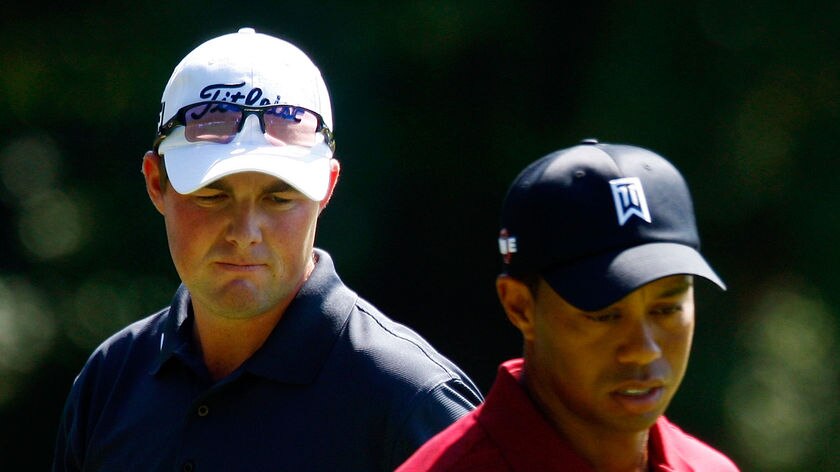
[477,359,596,471]
[150,284,195,375]
[244,248,357,383]
[648,416,688,471]
[483,359,686,471]
[150,249,357,384]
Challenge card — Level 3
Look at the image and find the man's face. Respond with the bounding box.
[515,275,695,436]
[154,169,324,321]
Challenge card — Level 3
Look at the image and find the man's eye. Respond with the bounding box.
[584,312,620,323]
[196,193,225,201]
[270,195,291,203]
[651,305,683,316]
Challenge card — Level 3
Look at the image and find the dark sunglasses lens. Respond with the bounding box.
[263,106,319,146]
[183,103,241,144]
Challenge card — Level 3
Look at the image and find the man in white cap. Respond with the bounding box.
[52,28,481,472]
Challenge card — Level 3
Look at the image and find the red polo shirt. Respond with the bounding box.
[397,359,739,471]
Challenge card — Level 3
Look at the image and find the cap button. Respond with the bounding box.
[580,138,599,145]
[238,27,256,34]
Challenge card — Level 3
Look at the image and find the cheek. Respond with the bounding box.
[162,201,218,264]
[535,309,600,352]
[662,314,695,372]
[287,205,320,239]
[533,313,597,376]
[676,322,694,359]
[263,205,321,256]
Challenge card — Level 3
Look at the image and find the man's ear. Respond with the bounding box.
[142,151,166,215]
[319,158,341,211]
[496,275,537,342]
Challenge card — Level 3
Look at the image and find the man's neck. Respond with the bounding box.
[558,419,650,472]
[190,254,315,381]
[522,373,652,472]
[190,302,288,381]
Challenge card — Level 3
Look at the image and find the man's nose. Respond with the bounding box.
[226,203,263,247]
[616,318,662,365]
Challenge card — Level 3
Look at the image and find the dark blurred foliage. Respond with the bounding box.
[1,1,839,470]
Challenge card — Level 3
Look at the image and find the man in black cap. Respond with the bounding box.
[398,140,739,471]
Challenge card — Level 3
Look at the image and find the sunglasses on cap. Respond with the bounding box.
[154,101,335,154]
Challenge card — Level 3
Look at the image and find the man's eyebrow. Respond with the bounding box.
[657,277,694,298]
[265,181,295,193]
[203,180,229,191]
[201,179,296,193]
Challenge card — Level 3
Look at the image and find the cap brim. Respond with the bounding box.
[159,129,332,201]
[543,242,726,311]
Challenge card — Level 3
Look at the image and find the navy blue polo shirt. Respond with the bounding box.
[53,249,482,472]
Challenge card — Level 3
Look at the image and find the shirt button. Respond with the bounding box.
[197,405,209,417]
[182,461,195,472]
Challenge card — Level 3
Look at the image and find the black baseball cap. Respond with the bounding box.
[498,139,725,311]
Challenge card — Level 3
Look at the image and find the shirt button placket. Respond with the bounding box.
[186,403,209,470]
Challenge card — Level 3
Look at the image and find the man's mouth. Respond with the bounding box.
[617,387,655,396]
[610,384,665,414]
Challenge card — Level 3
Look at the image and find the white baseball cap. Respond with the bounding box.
[155,27,334,200]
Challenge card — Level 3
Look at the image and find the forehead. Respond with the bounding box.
[640,275,694,296]
[201,172,299,193]
[540,274,694,312]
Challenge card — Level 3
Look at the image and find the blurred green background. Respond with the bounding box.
[2,1,839,470]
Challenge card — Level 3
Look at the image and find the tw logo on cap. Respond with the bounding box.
[609,177,651,226]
